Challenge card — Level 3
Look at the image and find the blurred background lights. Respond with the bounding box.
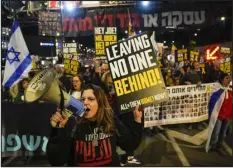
[142,1,149,6]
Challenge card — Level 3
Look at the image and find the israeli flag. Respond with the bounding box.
[2,20,32,88]
[205,82,232,152]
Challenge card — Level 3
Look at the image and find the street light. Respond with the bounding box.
[220,16,225,21]
[64,1,74,11]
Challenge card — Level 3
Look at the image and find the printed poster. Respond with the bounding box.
[63,43,79,75]
[220,56,231,73]
[94,27,117,60]
[106,32,169,113]
[144,83,214,127]
[190,50,199,62]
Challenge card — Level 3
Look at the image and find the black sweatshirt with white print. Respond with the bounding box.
[46,115,143,166]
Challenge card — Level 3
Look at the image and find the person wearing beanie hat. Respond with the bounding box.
[205,73,232,153]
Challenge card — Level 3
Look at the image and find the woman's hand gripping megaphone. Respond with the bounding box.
[50,108,69,128]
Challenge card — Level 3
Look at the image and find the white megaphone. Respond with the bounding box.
[25,68,85,127]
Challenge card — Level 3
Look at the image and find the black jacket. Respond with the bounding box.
[204,67,224,83]
[46,116,143,166]
[180,71,202,85]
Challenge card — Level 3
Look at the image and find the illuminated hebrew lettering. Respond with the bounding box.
[42,137,48,152]
[6,134,21,152]
[22,135,41,151]
[2,135,5,152]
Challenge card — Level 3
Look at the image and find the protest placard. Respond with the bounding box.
[95,27,117,60]
[106,32,168,113]
[220,56,231,73]
[63,43,79,75]
[190,50,199,62]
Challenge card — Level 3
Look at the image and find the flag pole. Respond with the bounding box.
[127,8,131,22]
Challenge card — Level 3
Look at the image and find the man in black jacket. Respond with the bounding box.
[204,60,224,83]
[180,61,202,85]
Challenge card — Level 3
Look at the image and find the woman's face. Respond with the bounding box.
[22,80,29,89]
[81,89,99,120]
[106,75,113,85]
[72,76,81,91]
[222,76,231,87]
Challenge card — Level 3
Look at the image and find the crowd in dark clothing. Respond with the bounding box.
[160,59,225,87]
[2,56,229,166]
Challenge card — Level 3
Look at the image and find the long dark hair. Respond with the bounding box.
[18,78,29,91]
[77,84,115,135]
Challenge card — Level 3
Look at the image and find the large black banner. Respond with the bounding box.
[41,7,210,37]
[106,33,169,113]
[2,102,56,157]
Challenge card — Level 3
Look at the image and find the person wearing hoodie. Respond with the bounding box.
[47,84,143,166]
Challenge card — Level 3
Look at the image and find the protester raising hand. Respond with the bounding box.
[50,108,69,128]
[133,105,143,123]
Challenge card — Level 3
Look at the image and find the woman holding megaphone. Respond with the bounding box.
[47,84,143,167]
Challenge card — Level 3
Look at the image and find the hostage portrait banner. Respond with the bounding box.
[106,32,169,113]
[144,83,214,127]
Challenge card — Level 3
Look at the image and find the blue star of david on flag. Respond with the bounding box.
[2,20,32,88]
[6,47,21,64]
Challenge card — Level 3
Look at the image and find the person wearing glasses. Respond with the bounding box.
[47,84,143,167]
[69,75,84,100]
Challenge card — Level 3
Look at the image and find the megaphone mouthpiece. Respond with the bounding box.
[64,96,85,117]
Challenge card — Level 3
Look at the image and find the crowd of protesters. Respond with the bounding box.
[1,53,231,165]
[159,56,225,87]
